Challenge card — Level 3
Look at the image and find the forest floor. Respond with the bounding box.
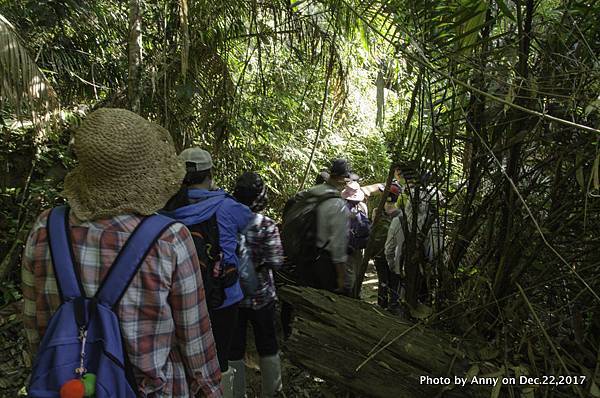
[0,269,381,398]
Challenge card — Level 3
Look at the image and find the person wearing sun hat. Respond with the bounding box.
[341,181,372,296]
[342,181,367,212]
[21,108,223,397]
[61,109,186,220]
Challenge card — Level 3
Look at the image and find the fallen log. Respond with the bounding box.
[279,286,490,398]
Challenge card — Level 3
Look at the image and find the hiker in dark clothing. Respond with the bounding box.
[165,148,252,397]
[230,172,284,398]
[282,159,351,293]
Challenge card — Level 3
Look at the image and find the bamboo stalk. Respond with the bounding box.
[298,38,336,191]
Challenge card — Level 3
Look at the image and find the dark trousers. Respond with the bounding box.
[209,303,239,372]
[284,251,338,342]
[389,272,401,308]
[374,254,400,308]
[280,300,294,340]
[298,250,337,292]
[230,302,279,360]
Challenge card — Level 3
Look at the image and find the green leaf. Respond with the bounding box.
[358,21,369,51]
[290,0,300,12]
[478,345,499,360]
[496,0,516,21]
[454,0,488,55]
[590,381,600,397]
[0,13,59,116]
[465,364,480,380]
[491,376,503,398]
[585,100,600,116]
[521,387,536,398]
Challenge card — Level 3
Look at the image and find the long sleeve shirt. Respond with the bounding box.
[385,215,403,274]
[167,188,253,308]
[312,183,349,264]
[385,190,439,273]
[22,210,222,397]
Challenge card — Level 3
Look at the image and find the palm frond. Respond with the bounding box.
[0,13,58,119]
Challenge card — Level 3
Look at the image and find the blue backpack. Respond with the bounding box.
[28,206,175,398]
[347,202,372,253]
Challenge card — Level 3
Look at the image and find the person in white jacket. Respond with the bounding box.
[385,184,442,313]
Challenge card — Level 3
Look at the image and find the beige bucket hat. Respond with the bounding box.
[63,108,185,220]
[342,181,365,202]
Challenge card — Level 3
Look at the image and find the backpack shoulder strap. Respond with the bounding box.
[304,189,339,206]
[95,214,176,308]
[319,190,341,203]
[313,191,342,212]
[47,205,84,302]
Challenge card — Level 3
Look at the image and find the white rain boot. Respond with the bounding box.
[220,367,235,398]
[259,354,282,398]
[229,359,246,398]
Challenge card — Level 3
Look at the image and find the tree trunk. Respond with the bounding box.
[298,41,336,192]
[179,0,189,83]
[280,286,490,398]
[128,0,142,113]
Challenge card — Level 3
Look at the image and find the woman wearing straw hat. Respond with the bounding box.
[21,108,222,397]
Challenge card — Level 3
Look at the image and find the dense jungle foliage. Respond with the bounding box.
[1,0,599,396]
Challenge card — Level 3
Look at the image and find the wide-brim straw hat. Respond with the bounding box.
[63,108,185,220]
[341,181,365,202]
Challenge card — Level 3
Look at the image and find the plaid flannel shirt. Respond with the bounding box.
[239,214,284,310]
[21,210,222,397]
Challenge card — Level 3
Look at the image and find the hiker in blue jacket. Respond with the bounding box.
[164,147,252,398]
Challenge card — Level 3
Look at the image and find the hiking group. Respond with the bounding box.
[21,108,441,397]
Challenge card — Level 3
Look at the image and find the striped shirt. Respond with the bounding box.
[21,209,222,397]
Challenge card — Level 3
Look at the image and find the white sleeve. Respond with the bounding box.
[385,217,399,269]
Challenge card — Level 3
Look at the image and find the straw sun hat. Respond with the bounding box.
[63,108,185,220]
